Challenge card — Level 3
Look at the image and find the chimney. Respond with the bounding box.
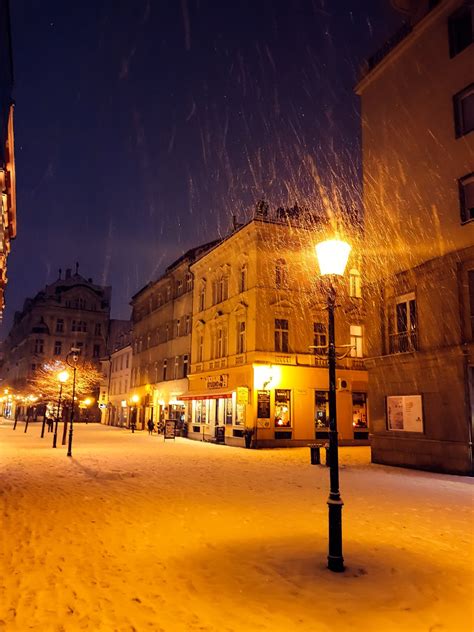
[65,268,72,279]
[58,268,62,280]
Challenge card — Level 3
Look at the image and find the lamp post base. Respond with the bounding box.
[327,554,345,572]
[327,497,344,572]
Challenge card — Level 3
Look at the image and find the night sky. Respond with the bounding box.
[3,0,401,334]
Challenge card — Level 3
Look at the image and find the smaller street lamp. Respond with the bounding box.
[315,237,351,573]
[130,394,140,432]
[53,370,70,448]
[66,347,81,457]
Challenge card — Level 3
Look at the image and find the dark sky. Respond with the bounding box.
[3,0,401,335]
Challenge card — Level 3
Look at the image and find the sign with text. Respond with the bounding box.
[237,386,249,405]
[257,390,271,419]
[387,395,423,433]
[164,420,177,440]
[206,374,228,390]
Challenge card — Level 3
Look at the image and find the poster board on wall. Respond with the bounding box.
[386,395,423,433]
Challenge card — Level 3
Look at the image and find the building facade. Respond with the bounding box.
[0,0,16,319]
[356,0,474,473]
[100,341,132,427]
[129,242,218,430]
[186,212,368,447]
[0,267,112,390]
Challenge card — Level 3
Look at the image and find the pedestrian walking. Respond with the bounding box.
[147,418,154,435]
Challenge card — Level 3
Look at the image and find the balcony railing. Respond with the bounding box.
[389,331,418,354]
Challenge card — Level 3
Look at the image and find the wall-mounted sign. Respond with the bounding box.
[206,374,228,390]
[257,390,270,419]
[387,395,423,433]
[237,386,249,405]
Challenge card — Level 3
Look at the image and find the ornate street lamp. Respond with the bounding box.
[66,347,81,457]
[315,238,351,573]
[53,370,70,448]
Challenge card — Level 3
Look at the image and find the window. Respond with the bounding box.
[126,353,129,369]
[185,315,191,335]
[216,327,227,358]
[239,264,247,292]
[165,324,169,341]
[313,322,327,355]
[176,280,183,296]
[349,269,362,298]
[176,319,181,337]
[174,356,179,379]
[237,321,246,354]
[315,391,329,428]
[221,276,229,301]
[56,318,64,333]
[72,320,87,333]
[350,325,363,358]
[186,273,193,292]
[94,323,102,336]
[389,294,418,353]
[197,333,204,363]
[199,282,206,311]
[454,83,474,137]
[31,363,37,371]
[459,173,474,223]
[469,270,474,338]
[275,259,288,288]
[166,285,171,301]
[352,393,368,430]
[448,5,473,58]
[163,359,168,381]
[275,389,291,428]
[54,340,62,356]
[34,339,44,354]
[274,319,289,353]
[183,354,189,378]
[93,344,101,358]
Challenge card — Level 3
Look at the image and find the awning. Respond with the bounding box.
[182,392,233,401]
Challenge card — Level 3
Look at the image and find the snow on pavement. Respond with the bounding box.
[0,420,472,632]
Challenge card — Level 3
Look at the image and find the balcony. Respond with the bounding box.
[389,331,418,354]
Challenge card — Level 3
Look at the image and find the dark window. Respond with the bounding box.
[94,323,102,336]
[459,173,474,223]
[448,6,473,58]
[454,83,474,137]
[469,270,474,339]
[56,318,64,333]
[274,319,289,353]
[54,341,62,356]
[313,322,327,355]
[34,339,44,354]
[163,359,167,381]
[275,259,288,288]
[93,344,101,358]
[183,354,189,378]
[389,295,418,353]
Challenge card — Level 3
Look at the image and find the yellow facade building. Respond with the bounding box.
[356,0,474,473]
[186,211,368,447]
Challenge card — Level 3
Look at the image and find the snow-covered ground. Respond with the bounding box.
[0,419,472,632]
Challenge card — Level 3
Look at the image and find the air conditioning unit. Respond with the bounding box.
[337,378,351,391]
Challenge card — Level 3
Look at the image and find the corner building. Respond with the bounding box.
[356,0,474,473]
[186,213,368,447]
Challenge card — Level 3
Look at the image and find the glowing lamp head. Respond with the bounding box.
[58,370,70,383]
[131,394,140,404]
[315,239,351,277]
[84,398,92,406]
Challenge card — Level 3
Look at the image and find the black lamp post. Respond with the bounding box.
[315,238,351,573]
[66,347,80,457]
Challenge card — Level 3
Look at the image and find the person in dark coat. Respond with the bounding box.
[147,418,155,435]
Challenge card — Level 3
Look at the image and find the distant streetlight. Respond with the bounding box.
[66,347,81,457]
[130,394,140,432]
[315,237,351,573]
[53,370,70,448]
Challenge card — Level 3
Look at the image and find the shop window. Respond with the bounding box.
[237,321,246,354]
[350,325,363,358]
[315,391,329,429]
[274,389,291,427]
[349,269,362,298]
[352,392,368,430]
[274,319,289,353]
[459,172,474,223]
[448,5,473,58]
[313,322,327,355]
[454,83,474,137]
[389,293,418,353]
[54,340,62,356]
[225,398,233,425]
[56,318,64,333]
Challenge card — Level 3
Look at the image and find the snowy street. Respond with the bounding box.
[0,420,472,632]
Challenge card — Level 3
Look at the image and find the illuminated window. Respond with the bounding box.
[313,322,327,355]
[275,259,288,288]
[349,269,362,298]
[315,391,329,428]
[389,294,418,353]
[350,325,363,358]
[54,340,62,356]
[275,389,291,427]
